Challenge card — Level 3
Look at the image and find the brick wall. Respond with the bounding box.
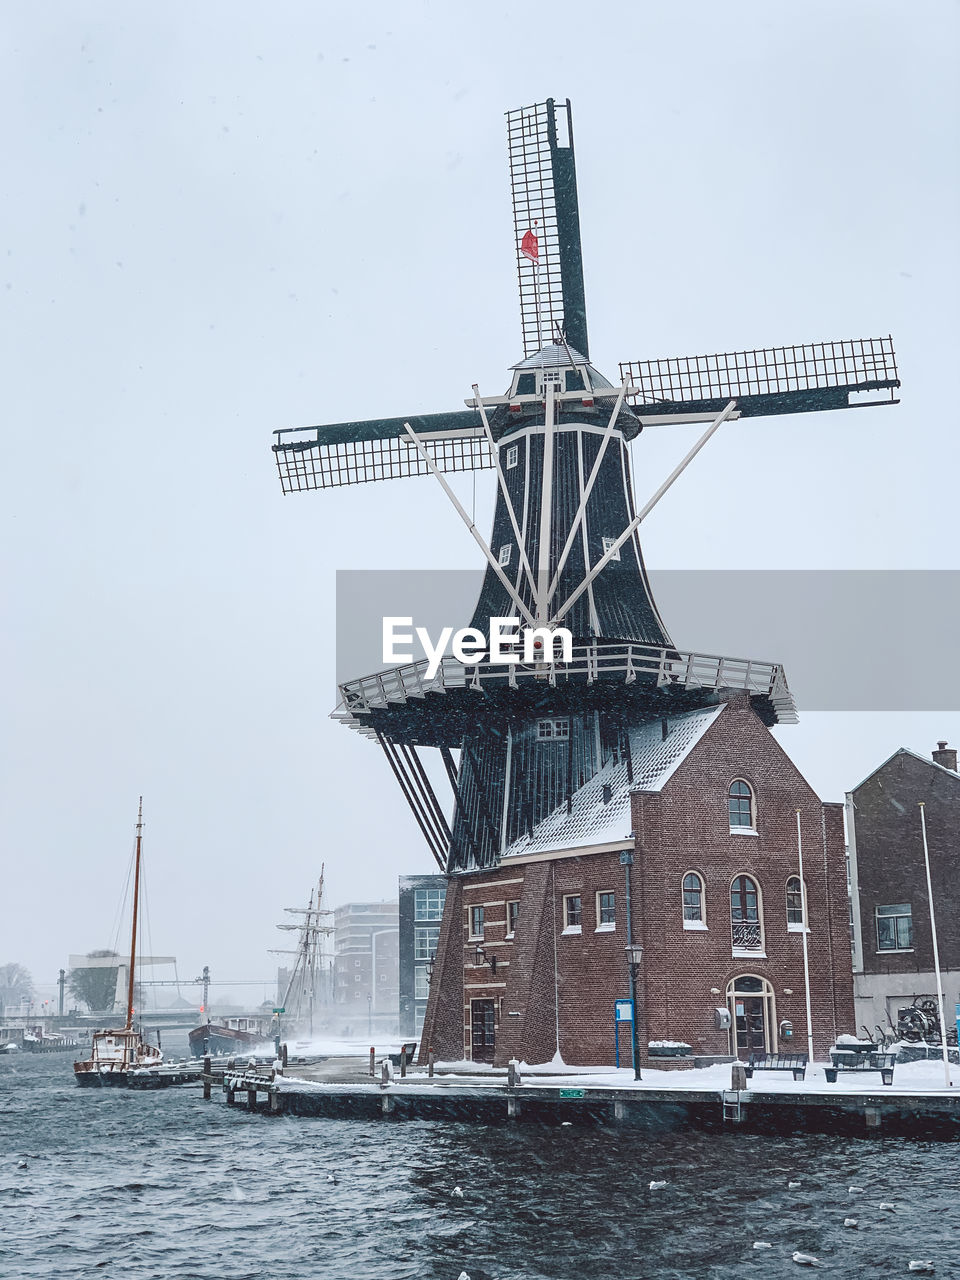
[423,696,855,1066]
[851,750,960,977]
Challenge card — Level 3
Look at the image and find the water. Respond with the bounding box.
[1,1055,957,1279]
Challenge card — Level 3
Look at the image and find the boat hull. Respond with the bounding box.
[73,1068,132,1087]
[188,1024,270,1058]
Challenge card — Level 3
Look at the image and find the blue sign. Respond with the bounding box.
[615,999,634,1022]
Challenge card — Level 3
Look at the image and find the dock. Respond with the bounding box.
[202,1057,960,1138]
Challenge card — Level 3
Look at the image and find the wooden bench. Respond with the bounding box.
[824,1050,896,1085]
[744,1052,808,1082]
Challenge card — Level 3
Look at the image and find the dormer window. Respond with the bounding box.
[505,445,519,469]
[538,718,569,741]
[498,544,512,567]
[601,536,621,562]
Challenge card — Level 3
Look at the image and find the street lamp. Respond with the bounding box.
[474,945,498,975]
[624,942,643,1081]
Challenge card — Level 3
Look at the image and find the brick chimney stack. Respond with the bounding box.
[932,740,958,771]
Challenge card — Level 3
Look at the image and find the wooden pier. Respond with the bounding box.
[206,1062,960,1138]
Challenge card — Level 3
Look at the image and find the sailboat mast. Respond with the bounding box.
[125,797,143,1030]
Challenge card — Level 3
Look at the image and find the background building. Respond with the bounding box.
[398,875,446,1040]
[333,902,399,1036]
[847,741,960,1038]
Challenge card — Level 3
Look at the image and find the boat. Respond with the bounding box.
[187,1016,272,1059]
[74,799,163,1086]
[186,869,334,1056]
[23,1030,80,1054]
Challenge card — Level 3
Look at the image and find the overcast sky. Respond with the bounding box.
[2,2,958,1006]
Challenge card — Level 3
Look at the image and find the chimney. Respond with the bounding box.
[932,740,957,772]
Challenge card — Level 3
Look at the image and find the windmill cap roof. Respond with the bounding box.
[510,342,590,370]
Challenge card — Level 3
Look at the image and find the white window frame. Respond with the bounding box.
[730,874,765,958]
[682,870,707,931]
[728,779,757,834]
[468,905,485,940]
[875,903,913,953]
[505,444,519,469]
[562,894,582,935]
[595,890,616,932]
[538,717,570,741]
[506,900,519,938]
[786,876,807,933]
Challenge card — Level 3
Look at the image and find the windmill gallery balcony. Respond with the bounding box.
[333,640,797,747]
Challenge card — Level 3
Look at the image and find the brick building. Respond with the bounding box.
[421,694,854,1066]
[846,741,960,1037]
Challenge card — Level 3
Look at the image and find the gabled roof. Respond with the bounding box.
[502,704,725,859]
[848,746,960,794]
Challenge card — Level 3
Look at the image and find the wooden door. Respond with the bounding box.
[470,999,496,1062]
[735,995,766,1053]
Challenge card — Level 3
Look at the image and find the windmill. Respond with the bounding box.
[272,98,899,874]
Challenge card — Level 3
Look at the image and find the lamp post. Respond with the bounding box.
[624,942,643,1081]
[620,848,643,1080]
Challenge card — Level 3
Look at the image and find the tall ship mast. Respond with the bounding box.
[271,867,334,1038]
[74,799,163,1085]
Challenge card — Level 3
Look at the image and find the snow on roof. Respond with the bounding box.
[510,342,588,370]
[847,746,960,795]
[502,704,725,859]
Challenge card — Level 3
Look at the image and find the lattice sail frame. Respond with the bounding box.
[621,336,899,410]
[508,99,568,359]
[274,426,492,494]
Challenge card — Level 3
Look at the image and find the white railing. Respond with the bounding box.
[337,641,797,723]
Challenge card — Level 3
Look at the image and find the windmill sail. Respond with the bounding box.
[273,411,492,493]
[508,98,588,359]
[620,337,899,419]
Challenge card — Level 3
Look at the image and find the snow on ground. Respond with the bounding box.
[272,1056,960,1097]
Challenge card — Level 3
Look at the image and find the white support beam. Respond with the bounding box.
[471,384,538,605]
[402,422,537,629]
[545,380,628,607]
[550,400,737,627]
[536,378,557,623]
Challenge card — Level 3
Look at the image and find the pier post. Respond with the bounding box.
[370,1046,375,1076]
[428,1050,435,1078]
[865,1106,882,1131]
[400,1046,407,1077]
[247,1087,257,1111]
[614,1099,627,1122]
[203,1056,211,1101]
[507,1094,520,1119]
[269,1089,280,1114]
[731,1062,747,1091]
[507,1059,520,1087]
[382,1093,395,1114]
[380,1059,390,1085]
[226,1082,235,1106]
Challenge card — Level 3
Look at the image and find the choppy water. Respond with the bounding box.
[1,1054,957,1279]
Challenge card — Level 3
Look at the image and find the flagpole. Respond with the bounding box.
[918,803,952,1089]
[796,810,815,1066]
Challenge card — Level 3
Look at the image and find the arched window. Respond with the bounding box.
[786,876,805,929]
[682,872,706,928]
[728,780,755,830]
[730,875,763,953]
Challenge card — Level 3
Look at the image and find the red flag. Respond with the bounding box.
[520,229,539,262]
